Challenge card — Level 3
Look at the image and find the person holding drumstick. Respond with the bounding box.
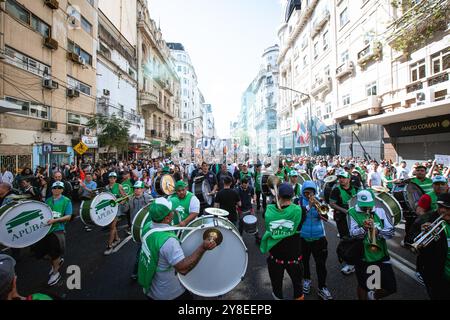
[138,198,217,300]
[168,181,200,227]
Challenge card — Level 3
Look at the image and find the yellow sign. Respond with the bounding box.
[74,141,89,155]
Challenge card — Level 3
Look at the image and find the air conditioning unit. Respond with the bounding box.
[67,88,80,98]
[66,125,80,135]
[416,88,435,106]
[67,52,81,63]
[68,15,81,29]
[103,89,110,96]
[44,0,59,10]
[79,56,87,66]
[42,121,57,131]
[42,79,59,90]
[43,37,58,50]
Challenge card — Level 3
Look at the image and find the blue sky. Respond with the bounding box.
[150,0,282,138]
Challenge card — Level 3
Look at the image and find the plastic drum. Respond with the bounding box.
[131,202,153,243]
[80,192,118,227]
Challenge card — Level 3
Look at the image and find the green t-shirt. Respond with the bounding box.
[255,172,262,192]
[46,196,71,233]
[108,183,121,197]
[348,208,389,263]
[411,177,433,194]
[275,171,285,183]
[382,174,394,189]
[121,179,134,196]
[27,293,53,300]
[169,192,194,225]
[444,222,450,281]
[426,190,438,212]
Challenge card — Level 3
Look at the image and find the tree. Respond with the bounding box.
[87,114,130,157]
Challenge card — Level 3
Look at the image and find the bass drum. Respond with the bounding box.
[0,201,53,248]
[261,174,272,196]
[298,170,312,185]
[80,192,118,227]
[192,176,213,206]
[392,182,424,215]
[131,202,153,243]
[178,215,248,297]
[323,177,338,204]
[153,174,175,197]
[349,190,403,225]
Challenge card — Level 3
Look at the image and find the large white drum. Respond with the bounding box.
[80,192,118,227]
[0,201,53,248]
[178,215,248,297]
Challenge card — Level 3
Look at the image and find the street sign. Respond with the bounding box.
[74,141,89,155]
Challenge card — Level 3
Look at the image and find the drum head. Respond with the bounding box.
[202,181,213,206]
[205,208,229,217]
[88,192,118,227]
[0,201,52,248]
[324,175,337,183]
[131,202,153,243]
[178,223,248,297]
[161,175,175,195]
[243,215,257,224]
[406,183,424,211]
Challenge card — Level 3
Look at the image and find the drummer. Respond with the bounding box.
[416,176,449,216]
[195,162,218,210]
[138,198,217,300]
[288,171,302,199]
[168,181,200,227]
[32,181,72,286]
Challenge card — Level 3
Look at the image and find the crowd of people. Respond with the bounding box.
[0,154,449,300]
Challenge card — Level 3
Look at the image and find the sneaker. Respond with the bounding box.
[367,290,376,300]
[317,287,333,300]
[104,246,114,256]
[341,264,355,275]
[49,258,64,275]
[303,279,312,295]
[85,226,92,232]
[112,239,122,247]
[126,229,132,236]
[48,272,61,286]
[416,272,425,286]
[130,274,137,280]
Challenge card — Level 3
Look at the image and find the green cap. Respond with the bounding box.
[133,181,145,189]
[288,170,299,177]
[357,190,375,208]
[149,198,173,222]
[337,171,351,179]
[175,180,188,191]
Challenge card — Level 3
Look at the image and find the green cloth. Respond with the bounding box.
[293,183,302,197]
[121,179,134,196]
[330,185,357,208]
[138,229,179,294]
[46,196,71,233]
[255,172,262,192]
[27,293,53,300]
[169,192,194,225]
[260,204,302,254]
[348,208,389,263]
[239,171,253,182]
[275,172,285,183]
[283,166,294,176]
[382,174,394,189]
[411,177,433,194]
[109,183,121,197]
[356,166,367,182]
[427,190,438,213]
[444,222,450,281]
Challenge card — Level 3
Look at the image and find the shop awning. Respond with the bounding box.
[356,99,450,125]
[0,100,23,113]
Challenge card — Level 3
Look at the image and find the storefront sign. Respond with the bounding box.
[385,114,450,137]
[435,154,450,166]
[42,143,52,154]
[51,145,67,153]
[81,136,98,148]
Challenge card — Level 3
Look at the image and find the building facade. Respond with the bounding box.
[0,0,98,171]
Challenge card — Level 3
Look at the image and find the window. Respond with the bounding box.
[301,36,308,50]
[67,76,92,96]
[31,15,50,38]
[341,50,349,63]
[340,8,349,28]
[324,65,330,76]
[6,0,30,24]
[68,112,90,125]
[177,66,182,72]
[431,48,450,75]
[325,102,332,118]
[323,31,329,51]
[5,96,49,119]
[4,46,51,77]
[314,42,319,59]
[81,16,92,34]
[303,55,308,67]
[343,94,351,106]
[410,59,426,82]
[68,40,92,65]
[366,82,377,96]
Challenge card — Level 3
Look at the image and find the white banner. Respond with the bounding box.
[81,135,98,148]
[435,154,450,166]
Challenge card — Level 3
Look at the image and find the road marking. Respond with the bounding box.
[388,250,416,270]
[112,235,132,253]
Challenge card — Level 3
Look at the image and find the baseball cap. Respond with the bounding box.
[432,176,448,184]
[149,198,173,222]
[51,181,64,189]
[416,165,427,170]
[357,190,375,208]
[437,193,450,208]
[175,180,188,191]
[0,254,16,298]
[288,170,299,177]
[133,181,145,189]
[338,172,351,179]
[278,183,294,198]
[108,172,117,178]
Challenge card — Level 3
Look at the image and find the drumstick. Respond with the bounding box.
[273,184,282,211]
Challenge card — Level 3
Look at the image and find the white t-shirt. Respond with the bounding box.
[188,195,201,214]
[396,167,409,180]
[368,171,382,187]
[0,171,14,185]
[313,166,327,180]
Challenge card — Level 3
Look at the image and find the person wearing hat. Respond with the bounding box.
[288,170,302,199]
[168,180,200,228]
[275,165,285,183]
[104,172,128,256]
[312,160,327,195]
[195,162,219,211]
[282,158,295,179]
[329,171,358,275]
[138,198,217,300]
[411,193,450,299]
[32,181,72,286]
[349,190,396,300]
[0,254,54,300]
[260,183,304,300]
[417,176,449,216]
[120,170,135,235]
[237,163,254,188]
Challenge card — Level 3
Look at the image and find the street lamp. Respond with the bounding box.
[279,86,313,156]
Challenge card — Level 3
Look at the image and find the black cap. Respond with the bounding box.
[437,193,450,208]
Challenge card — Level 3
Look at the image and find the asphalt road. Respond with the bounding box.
[6,202,429,300]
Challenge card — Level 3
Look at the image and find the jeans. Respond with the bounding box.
[301,237,328,289]
[267,257,304,299]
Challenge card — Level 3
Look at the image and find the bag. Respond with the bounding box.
[336,238,364,265]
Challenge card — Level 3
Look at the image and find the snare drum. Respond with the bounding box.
[242,214,258,235]
[131,202,153,243]
[350,191,402,225]
[323,176,338,204]
[0,201,53,248]
[153,174,175,197]
[192,176,213,206]
[178,215,248,297]
[80,192,118,227]
[392,182,424,215]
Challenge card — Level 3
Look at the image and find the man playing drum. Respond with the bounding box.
[348,190,396,300]
[195,162,219,212]
[168,181,200,228]
[329,172,358,275]
[288,171,302,199]
[123,181,153,280]
[138,198,217,300]
[32,181,72,286]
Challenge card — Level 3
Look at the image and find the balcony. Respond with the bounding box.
[311,76,332,97]
[139,90,159,106]
[154,76,167,88]
[311,9,330,38]
[357,41,382,68]
[336,61,354,81]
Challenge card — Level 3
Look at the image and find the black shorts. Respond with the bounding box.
[32,231,66,260]
[355,260,397,294]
